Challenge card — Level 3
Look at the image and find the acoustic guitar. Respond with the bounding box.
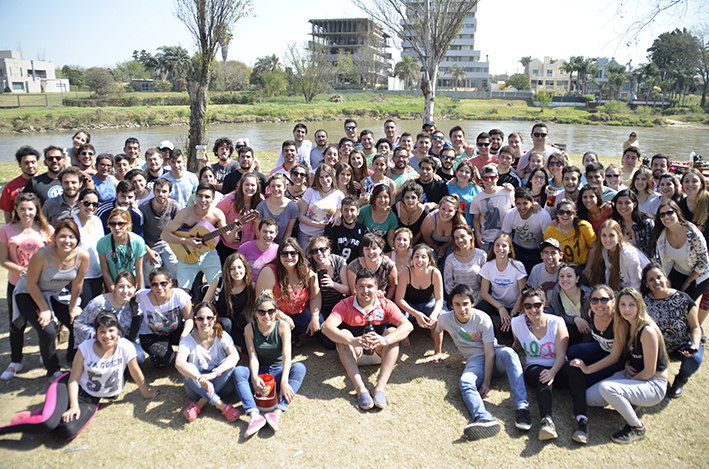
[170,209,259,264]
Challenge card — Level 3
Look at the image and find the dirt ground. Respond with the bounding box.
[0,273,707,469]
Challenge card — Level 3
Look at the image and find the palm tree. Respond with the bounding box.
[519,56,532,67]
[576,57,598,95]
[254,54,281,75]
[606,64,628,100]
[562,56,583,95]
[449,64,466,91]
[394,55,420,90]
[157,45,191,81]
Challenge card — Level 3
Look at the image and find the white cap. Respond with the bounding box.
[158,140,175,151]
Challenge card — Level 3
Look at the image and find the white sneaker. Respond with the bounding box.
[1,362,23,380]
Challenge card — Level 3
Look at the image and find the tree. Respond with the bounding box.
[174,0,253,171]
[112,60,150,82]
[449,64,466,90]
[606,64,628,100]
[284,42,336,102]
[157,45,192,81]
[85,67,122,95]
[536,90,552,112]
[519,56,532,67]
[61,65,86,90]
[506,73,530,90]
[353,0,481,122]
[337,51,360,85]
[251,54,281,86]
[353,46,379,89]
[260,70,287,97]
[394,55,420,90]
[213,60,250,91]
[648,28,702,105]
[695,24,709,108]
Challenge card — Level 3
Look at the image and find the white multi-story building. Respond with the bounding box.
[401,4,489,90]
[0,50,69,93]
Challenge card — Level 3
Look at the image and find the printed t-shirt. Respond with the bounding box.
[436,309,498,360]
[479,260,527,308]
[330,296,405,333]
[300,188,345,237]
[97,233,147,282]
[178,333,234,372]
[237,240,278,282]
[78,338,136,398]
[501,209,552,250]
[470,189,515,244]
[358,204,398,238]
[511,313,563,368]
[0,224,53,285]
[543,220,596,265]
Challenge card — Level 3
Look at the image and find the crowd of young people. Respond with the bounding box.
[0,123,704,446]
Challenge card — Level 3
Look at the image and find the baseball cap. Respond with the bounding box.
[423,120,436,128]
[539,238,562,251]
[481,165,498,177]
[158,140,174,151]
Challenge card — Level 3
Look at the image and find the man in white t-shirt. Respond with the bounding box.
[471,165,515,251]
[527,238,564,295]
[502,186,552,275]
[434,284,531,440]
[274,123,313,171]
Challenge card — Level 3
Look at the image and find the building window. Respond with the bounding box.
[546,80,554,86]
[546,69,553,77]
[12,82,24,91]
[532,69,539,76]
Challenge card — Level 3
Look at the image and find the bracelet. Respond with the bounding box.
[384,336,390,346]
[213,370,221,377]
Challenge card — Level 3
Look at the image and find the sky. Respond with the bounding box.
[0,0,706,75]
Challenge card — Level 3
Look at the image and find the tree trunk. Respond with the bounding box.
[186,71,210,173]
[421,68,436,123]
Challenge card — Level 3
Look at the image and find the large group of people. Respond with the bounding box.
[0,122,704,446]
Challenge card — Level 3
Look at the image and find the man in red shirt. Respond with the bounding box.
[323,268,413,410]
[1,146,39,223]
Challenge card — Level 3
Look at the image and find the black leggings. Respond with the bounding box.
[474,300,514,341]
[524,361,587,419]
[0,373,100,440]
[16,293,75,375]
[669,268,709,302]
[140,324,184,368]
[80,277,104,309]
[7,283,24,363]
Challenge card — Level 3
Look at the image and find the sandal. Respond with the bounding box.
[183,402,201,422]
[221,404,241,422]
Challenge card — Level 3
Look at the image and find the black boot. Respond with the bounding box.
[667,376,689,399]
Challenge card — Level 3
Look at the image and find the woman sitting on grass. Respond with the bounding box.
[0,312,158,440]
[235,291,306,438]
[571,287,669,445]
[176,302,241,423]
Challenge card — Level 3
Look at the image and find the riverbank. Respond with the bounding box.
[2,92,707,133]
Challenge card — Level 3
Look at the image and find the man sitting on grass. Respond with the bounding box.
[323,268,413,411]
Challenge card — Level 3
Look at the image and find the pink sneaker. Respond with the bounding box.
[266,412,280,432]
[11,411,32,424]
[221,404,241,422]
[183,402,201,422]
[245,414,266,437]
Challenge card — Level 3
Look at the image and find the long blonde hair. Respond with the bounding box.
[613,287,668,363]
[682,168,709,227]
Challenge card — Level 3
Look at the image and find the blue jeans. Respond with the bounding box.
[129,339,146,365]
[670,344,704,380]
[567,341,625,388]
[143,244,178,287]
[406,298,437,321]
[290,306,335,349]
[460,346,528,421]
[177,249,221,289]
[182,362,236,406]
[234,362,307,414]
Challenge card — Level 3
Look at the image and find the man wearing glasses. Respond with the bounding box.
[437,147,458,182]
[515,122,554,175]
[1,146,39,223]
[344,119,361,147]
[471,132,498,174]
[24,145,66,204]
[97,180,144,236]
[322,268,413,410]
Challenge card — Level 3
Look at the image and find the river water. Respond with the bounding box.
[1,119,707,164]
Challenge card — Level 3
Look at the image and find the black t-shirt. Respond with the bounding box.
[211,160,240,188]
[146,169,166,191]
[324,221,369,264]
[436,167,455,183]
[418,179,448,206]
[24,173,62,204]
[222,169,268,195]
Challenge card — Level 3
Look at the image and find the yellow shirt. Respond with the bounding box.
[543,220,597,265]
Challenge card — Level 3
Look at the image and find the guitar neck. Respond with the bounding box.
[201,221,241,243]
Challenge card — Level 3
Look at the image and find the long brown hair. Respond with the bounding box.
[438,195,465,229]
[682,168,709,227]
[649,199,687,255]
[234,172,262,213]
[12,192,52,240]
[222,253,255,321]
[592,219,631,290]
[348,148,368,182]
[193,302,224,339]
[274,238,311,303]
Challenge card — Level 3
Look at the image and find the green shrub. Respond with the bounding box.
[154,81,173,92]
[688,104,705,114]
[597,100,629,115]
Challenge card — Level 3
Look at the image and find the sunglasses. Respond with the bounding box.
[533,132,548,138]
[82,200,100,208]
[280,250,298,258]
[548,161,563,167]
[523,302,543,310]
[80,151,95,156]
[195,316,216,322]
[606,174,620,179]
[590,297,613,305]
[291,171,307,178]
[256,308,277,316]
[404,195,417,200]
[532,175,546,181]
[658,209,676,219]
[345,126,357,131]
[557,209,575,216]
[310,247,328,255]
[482,175,497,181]
[476,142,490,147]
[46,156,63,162]
[442,156,455,161]
[150,281,170,289]
[109,221,128,228]
[432,136,444,141]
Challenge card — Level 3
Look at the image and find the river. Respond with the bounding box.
[1,120,707,164]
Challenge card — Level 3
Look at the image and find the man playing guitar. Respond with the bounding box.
[161,182,240,289]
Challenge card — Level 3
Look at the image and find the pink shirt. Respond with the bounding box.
[216,192,262,250]
[0,224,54,285]
[236,240,278,282]
[471,154,499,173]
[331,296,405,328]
